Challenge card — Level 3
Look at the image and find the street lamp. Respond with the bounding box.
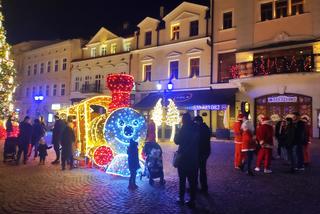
[156,81,162,91]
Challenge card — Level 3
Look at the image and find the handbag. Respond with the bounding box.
[172,151,182,168]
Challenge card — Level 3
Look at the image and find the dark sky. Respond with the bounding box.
[2,0,210,45]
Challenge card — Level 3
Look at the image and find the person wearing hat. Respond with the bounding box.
[51,114,66,164]
[240,119,256,176]
[255,116,274,173]
[301,116,311,166]
[233,113,244,169]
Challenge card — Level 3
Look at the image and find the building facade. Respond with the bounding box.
[13,39,82,123]
[213,0,320,137]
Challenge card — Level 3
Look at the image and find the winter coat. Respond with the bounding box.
[293,120,307,146]
[32,123,46,145]
[275,121,286,145]
[285,122,295,147]
[18,121,33,147]
[174,123,199,170]
[233,121,242,143]
[5,119,13,133]
[38,139,51,157]
[241,130,256,152]
[197,122,211,159]
[127,140,140,171]
[52,119,66,145]
[60,126,75,158]
[259,121,274,148]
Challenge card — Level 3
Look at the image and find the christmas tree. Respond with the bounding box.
[0,2,16,119]
[151,98,163,141]
[165,99,180,142]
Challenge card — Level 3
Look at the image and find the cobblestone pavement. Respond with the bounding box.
[0,139,320,214]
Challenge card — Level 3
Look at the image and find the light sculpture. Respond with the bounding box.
[151,99,163,141]
[165,99,180,142]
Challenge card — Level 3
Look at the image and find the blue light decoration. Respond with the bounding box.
[104,107,147,177]
[34,95,44,101]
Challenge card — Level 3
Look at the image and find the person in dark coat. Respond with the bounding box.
[51,115,66,164]
[38,137,51,165]
[292,112,306,170]
[16,116,33,164]
[193,115,211,194]
[285,117,296,173]
[275,119,286,159]
[60,120,75,170]
[5,115,13,136]
[127,139,140,189]
[174,113,199,208]
[29,119,46,159]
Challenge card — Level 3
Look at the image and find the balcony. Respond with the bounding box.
[81,84,102,94]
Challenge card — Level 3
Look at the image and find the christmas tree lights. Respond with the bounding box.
[165,99,180,142]
[151,99,163,141]
[0,3,17,118]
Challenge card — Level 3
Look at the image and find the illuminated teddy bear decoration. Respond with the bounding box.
[102,74,147,177]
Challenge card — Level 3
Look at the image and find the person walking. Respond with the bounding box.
[174,113,199,208]
[255,116,274,173]
[284,117,296,173]
[233,114,244,169]
[51,115,66,164]
[128,139,140,189]
[38,137,51,165]
[292,112,306,170]
[16,116,33,165]
[60,120,75,170]
[29,119,46,159]
[240,119,256,176]
[301,116,311,166]
[193,115,211,194]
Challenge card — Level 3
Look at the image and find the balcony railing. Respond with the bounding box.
[81,84,102,94]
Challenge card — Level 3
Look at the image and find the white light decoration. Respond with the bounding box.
[165,99,180,142]
[151,98,163,141]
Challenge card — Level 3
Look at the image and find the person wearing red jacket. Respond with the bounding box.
[301,116,312,166]
[233,114,244,169]
[240,120,256,176]
[255,116,274,173]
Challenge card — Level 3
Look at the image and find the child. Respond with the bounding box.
[127,139,140,189]
[38,137,51,165]
[241,120,256,176]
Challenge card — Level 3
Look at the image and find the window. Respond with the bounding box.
[39,86,43,95]
[145,31,152,46]
[53,84,57,96]
[171,24,180,40]
[83,76,90,92]
[40,63,44,74]
[292,0,304,15]
[124,41,131,51]
[169,61,179,79]
[47,61,51,72]
[33,64,38,75]
[100,46,107,56]
[27,66,31,76]
[46,85,50,96]
[91,47,97,57]
[62,58,67,70]
[276,0,288,18]
[223,11,233,29]
[26,88,30,97]
[218,52,236,83]
[54,60,59,72]
[75,77,80,91]
[95,75,102,92]
[143,64,152,81]
[32,86,36,96]
[61,84,65,96]
[261,2,273,21]
[189,58,200,78]
[110,43,117,54]
[189,20,199,37]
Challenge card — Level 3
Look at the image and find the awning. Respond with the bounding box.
[133,88,238,110]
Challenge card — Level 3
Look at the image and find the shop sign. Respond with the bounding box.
[186,104,228,111]
[267,96,297,103]
[51,103,61,110]
[173,93,192,103]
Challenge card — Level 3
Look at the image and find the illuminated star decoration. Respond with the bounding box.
[93,146,114,167]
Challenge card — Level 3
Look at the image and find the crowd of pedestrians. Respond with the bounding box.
[233,111,312,175]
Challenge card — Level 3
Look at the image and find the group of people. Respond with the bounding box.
[233,111,312,175]
[4,114,76,171]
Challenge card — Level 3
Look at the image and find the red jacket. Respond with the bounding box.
[233,121,242,143]
[242,130,256,151]
[259,121,274,148]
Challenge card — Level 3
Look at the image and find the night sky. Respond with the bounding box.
[2,0,210,45]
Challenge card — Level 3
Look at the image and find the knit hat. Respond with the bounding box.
[237,113,244,121]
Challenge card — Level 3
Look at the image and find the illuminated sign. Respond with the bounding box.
[173,93,192,103]
[186,104,228,111]
[51,104,61,110]
[267,96,297,103]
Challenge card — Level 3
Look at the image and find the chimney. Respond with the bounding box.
[160,6,164,18]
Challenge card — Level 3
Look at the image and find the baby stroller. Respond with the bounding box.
[3,137,17,162]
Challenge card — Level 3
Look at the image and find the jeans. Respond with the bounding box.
[16,144,28,163]
[287,145,297,170]
[178,167,197,201]
[53,143,60,161]
[296,144,304,168]
[242,151,254,172]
